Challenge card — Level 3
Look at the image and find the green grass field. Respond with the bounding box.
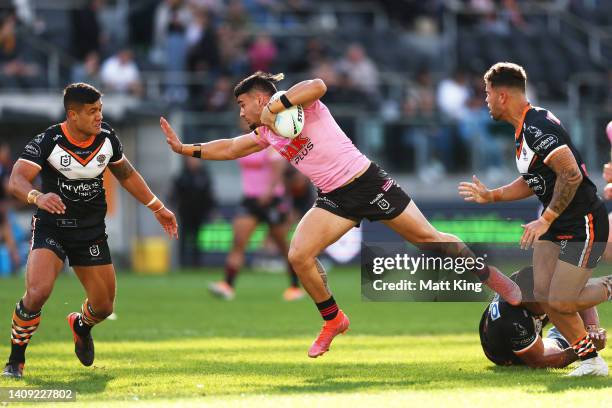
[1,267,612,407]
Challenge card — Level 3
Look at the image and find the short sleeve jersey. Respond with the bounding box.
[247,100,370,193]
[18,121,123,230]
[515,106,599,221]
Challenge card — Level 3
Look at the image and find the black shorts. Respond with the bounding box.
[314,163,411,223]
[30,218,111,266]
[540,203,608,269]
[237,197,289,225]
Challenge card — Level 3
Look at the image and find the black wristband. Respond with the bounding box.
[279,94,293,109]
[193,143,201,158]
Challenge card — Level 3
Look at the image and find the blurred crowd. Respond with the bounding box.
[0,0,610,272]
[0,0,609,173]
[0,0,608,102]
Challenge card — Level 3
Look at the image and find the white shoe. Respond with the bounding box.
[207,281,235,300]
[567,356,609,377]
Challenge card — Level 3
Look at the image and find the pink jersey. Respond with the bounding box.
[237,147,285,198]
[249,100,370,193]
[607,121,612,144]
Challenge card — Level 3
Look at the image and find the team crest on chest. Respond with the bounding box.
[60,154,71,167]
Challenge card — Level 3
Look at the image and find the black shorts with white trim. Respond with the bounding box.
[313,162,411,224]
[539,202,608,269]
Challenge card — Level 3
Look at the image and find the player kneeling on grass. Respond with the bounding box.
[160,71,521,359]
[2,83,178,379]
[480,266,608,369]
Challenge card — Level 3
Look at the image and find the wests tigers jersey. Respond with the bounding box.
[515,105,600,222]
[18,121,123,230]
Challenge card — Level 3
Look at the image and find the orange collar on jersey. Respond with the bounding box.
[61,122,96,148]
[514,103,532,140]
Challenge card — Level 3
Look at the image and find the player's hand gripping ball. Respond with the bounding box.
[269,91,304,139]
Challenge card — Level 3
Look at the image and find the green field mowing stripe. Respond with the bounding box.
[0,268,611,405]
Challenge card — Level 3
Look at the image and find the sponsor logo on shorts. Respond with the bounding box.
[377,199,390,211]
[89,244,100,257]
[24,142,41,158]
[369,193,384,205]
[559,239,567,255]
[45,237,63,250]
[317,196,338,209]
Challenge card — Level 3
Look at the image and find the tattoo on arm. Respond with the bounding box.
[315,258,331,295]
[547,148,583,215]
[109,159,135,180]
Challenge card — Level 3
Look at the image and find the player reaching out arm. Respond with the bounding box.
[161,71,521,360]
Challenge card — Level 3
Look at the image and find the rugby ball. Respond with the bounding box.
[270,91,304,139]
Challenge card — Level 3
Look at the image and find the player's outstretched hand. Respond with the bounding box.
[160,117,183,154]
[458,175,492,204]
[36,193,66,215]
[154,206,179,239]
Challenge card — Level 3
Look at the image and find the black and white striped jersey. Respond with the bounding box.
[514,105,600,222]
[18,121,123,230]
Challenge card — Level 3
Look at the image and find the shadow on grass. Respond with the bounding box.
[487,365,611,392]
[83,351,611,396]
[24,369,114,395]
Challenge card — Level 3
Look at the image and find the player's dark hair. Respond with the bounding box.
[234,71,284,98]
[484,62,527,92]
[63,83,102,112]
[510,266,535,302]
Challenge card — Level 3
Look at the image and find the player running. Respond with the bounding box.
[480,266,607,369]
[160,71,520,358]
[208,146,305,301]
[460,62,610,376]
[2,83,178,379]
